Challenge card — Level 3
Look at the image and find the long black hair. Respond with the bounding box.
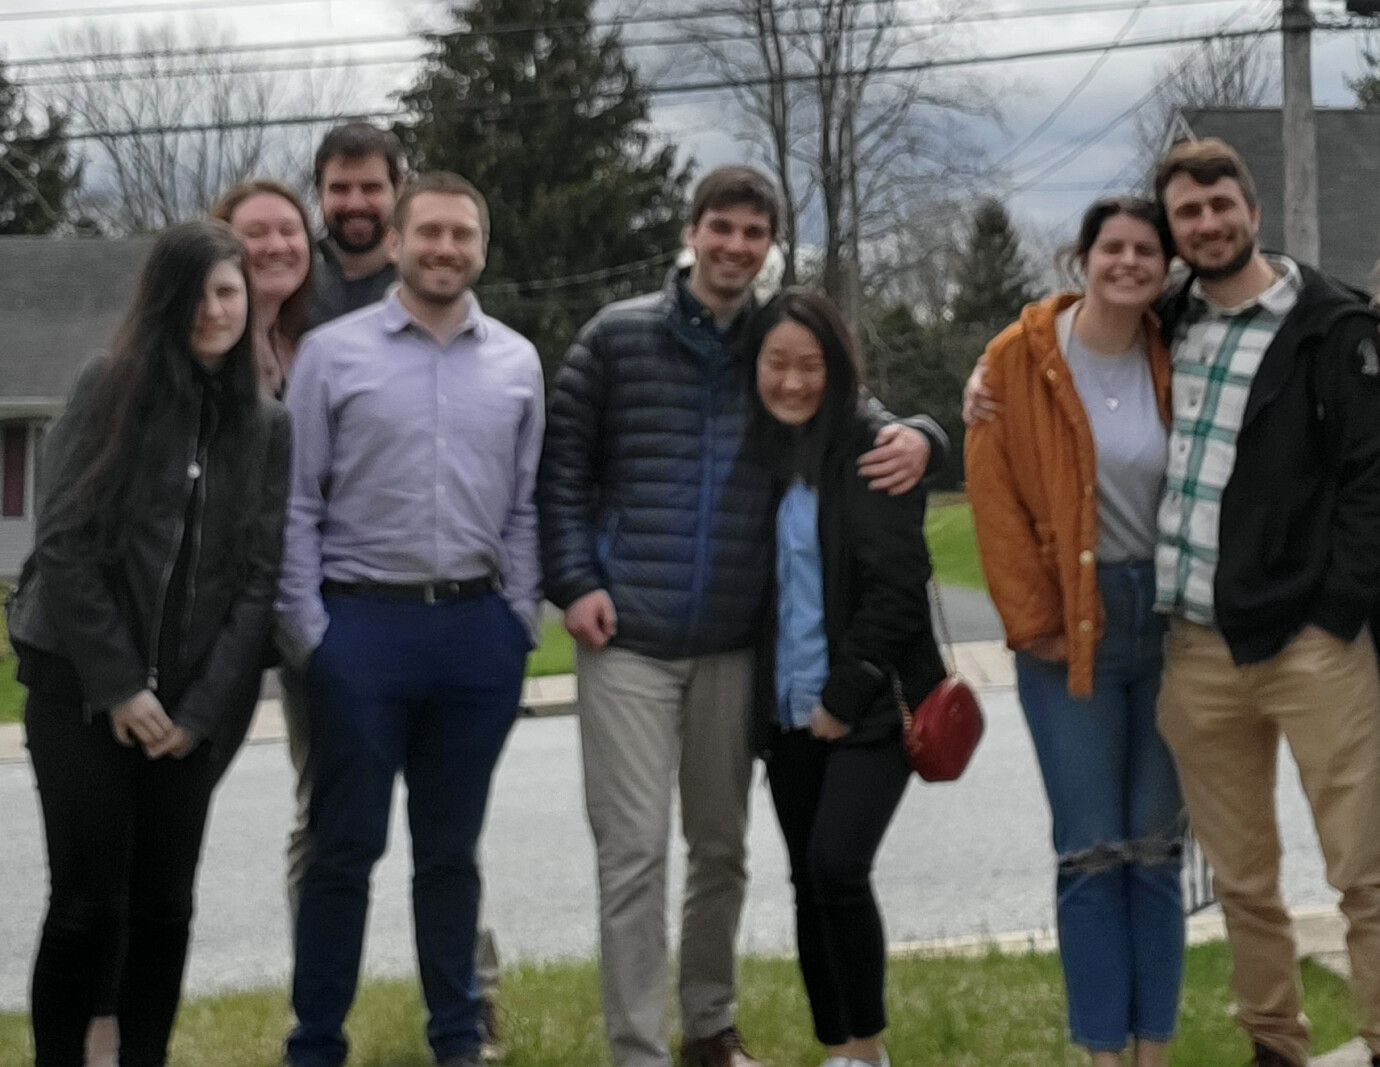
[746,287,863,486]
[77,220,259,539]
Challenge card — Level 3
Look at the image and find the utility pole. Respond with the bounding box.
[1281,0,1320,265]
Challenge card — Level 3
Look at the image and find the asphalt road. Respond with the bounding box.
[0,688,1332,1010]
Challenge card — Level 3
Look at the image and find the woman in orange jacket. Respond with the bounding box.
[966,197,1184,1067]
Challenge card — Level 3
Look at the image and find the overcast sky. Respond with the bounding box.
[2,0,1374,245]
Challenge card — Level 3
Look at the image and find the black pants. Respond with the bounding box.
[25,688,218,1067]
[766,728,910,1047]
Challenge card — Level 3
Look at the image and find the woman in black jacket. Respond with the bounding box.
[749,289,943,1067]
[9,220,290,1067]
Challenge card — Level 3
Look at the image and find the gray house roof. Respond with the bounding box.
[1174,107,1380,291]
[0,236,155,414]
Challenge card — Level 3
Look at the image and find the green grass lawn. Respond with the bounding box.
[526,618,574,678]
[0,659,21,726]
[927,499,985,592]
[0,943,1355,1066]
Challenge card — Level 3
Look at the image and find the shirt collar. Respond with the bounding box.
[675,269,754,335]
[1188,254,1302,318]
[379,286,490,343]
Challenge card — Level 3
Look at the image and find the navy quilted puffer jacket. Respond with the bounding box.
[538,269,775,659]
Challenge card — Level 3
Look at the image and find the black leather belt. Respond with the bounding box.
[321,576,496,605]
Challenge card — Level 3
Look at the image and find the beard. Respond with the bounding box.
[325,212,386,255]
[1187,235,1256,281]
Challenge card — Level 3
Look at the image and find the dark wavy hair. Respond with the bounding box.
[78,220,259,543]
[746,287,863,485]
[209,178,315,346]
[1056,195,1173,285]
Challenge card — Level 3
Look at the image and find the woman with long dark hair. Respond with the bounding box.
[966,197,1184,1067]
[210,179,314,397]
[10,220,290,1067]
[748,288,943,1067]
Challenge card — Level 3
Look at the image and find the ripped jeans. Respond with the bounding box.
[1015,560,1185,1052]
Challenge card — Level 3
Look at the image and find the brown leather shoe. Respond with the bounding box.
[1250,1042,1303,1067]
[680,1026,762,1067]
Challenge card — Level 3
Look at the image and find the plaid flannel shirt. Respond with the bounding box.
[1154,256,1303,624]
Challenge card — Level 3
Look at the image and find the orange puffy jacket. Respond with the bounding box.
[965,293,1171,696]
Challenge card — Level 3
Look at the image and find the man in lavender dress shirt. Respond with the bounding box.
[277,172,543,1067]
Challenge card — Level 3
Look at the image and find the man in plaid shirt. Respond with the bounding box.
[1153,138,1380,1067]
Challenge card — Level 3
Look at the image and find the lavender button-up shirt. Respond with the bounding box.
[276,289,544,664]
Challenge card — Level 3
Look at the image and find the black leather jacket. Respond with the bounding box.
[9,357,291,755]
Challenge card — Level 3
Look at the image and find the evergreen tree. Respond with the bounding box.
[0,64,80,234]
[1348,44,1380,108]
[397,0,690,372]
[949,198,1038,331]
[864,303,981,490]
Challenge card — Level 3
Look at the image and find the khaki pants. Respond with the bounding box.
[577,645,755,1067]
[1158,621,1380,1065]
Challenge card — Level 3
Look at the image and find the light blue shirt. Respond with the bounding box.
[774,479,827,729]
[276,289,545,664]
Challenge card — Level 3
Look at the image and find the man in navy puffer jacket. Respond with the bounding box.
[538,166,945,1067]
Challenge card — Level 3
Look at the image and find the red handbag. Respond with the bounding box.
[893,583,985,782]
[898,675,984,782]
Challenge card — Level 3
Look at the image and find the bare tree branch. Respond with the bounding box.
[38,19,362,232]
[680,0,996,328]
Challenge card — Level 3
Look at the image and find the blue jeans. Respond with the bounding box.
[286,591,528,1067]
[1015,561,1185,1052]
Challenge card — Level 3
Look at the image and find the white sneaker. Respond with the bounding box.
[818,1052,890,1067]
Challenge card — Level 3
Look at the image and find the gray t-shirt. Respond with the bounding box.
[1063,324,1167,564]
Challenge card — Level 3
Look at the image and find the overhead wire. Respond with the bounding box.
[1006,2,1273,190]
[1037,0,1279,238]
[3,0,1265,67]
[45,23,1312,142]
[989,0,1150,171]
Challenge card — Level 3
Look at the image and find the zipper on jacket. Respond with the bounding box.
[685,373,716,654]
[178,401,217,640]
[146,386,202,692]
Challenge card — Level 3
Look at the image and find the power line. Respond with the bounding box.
[991,0,1150,170]
[10,5,1199,89]
[1037,0,1278,236]
[0,0,878,27]
[1,0,1258,68]
[49,21,1309,144]
[1007,3,1274,185]
[479,250,678,294]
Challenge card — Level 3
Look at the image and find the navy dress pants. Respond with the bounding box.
[287,590,528,1067]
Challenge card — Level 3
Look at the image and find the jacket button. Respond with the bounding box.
[1079,620,1092,633]
[188,462,202,479]
[1045,369,1057,381]
[1079,550,1094,565]
[1084,485,1094,498]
